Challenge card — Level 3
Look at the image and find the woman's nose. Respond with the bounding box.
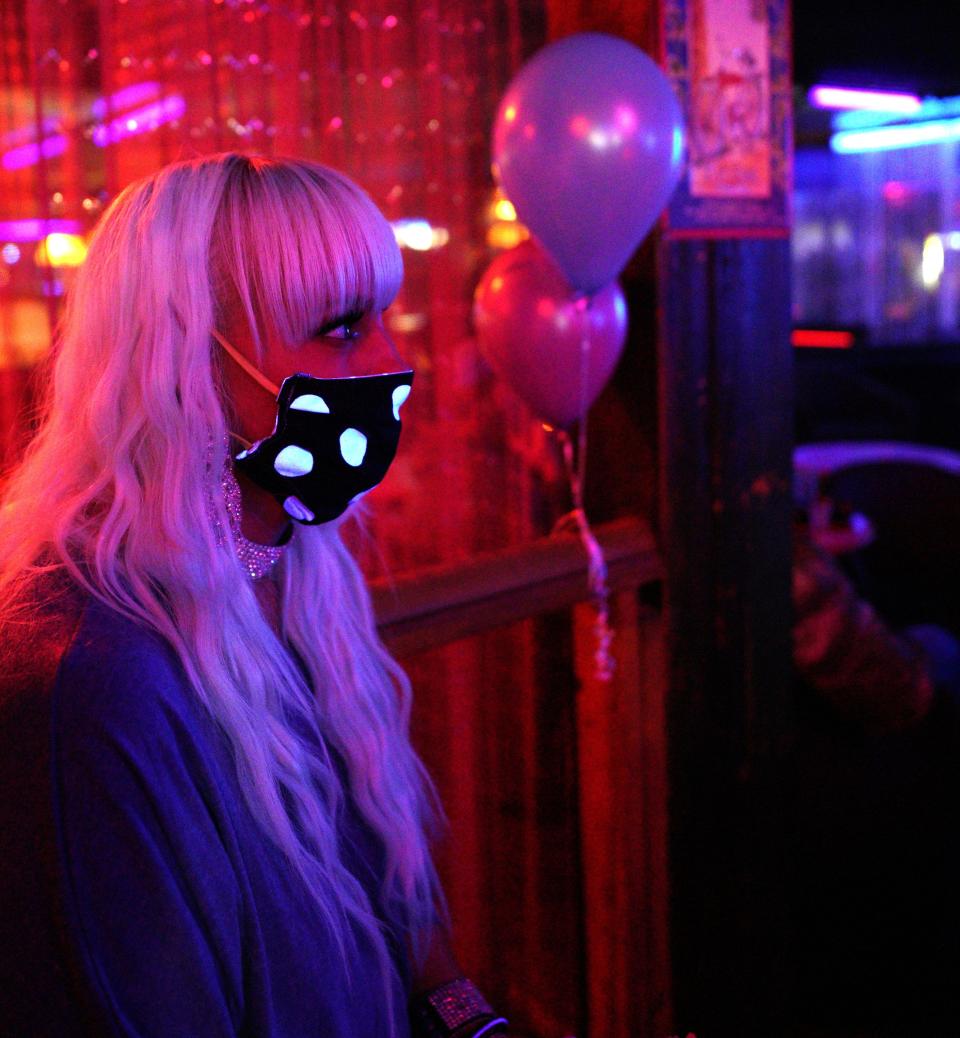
[353,322,410,377]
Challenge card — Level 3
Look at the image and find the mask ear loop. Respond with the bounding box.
[211,329,279,453]
[211,329,282,397]
[230,430,254,451]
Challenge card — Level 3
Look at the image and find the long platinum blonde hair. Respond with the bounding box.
[0,153,445,1010]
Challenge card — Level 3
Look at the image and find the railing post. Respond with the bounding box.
[574,590,671,1038]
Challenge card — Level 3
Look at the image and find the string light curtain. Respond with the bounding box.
[0,2,586,1033]
[0,0,561,565]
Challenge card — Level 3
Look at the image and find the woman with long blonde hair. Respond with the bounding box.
[0,153,509,1038]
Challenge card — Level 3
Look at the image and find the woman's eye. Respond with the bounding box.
[324,323,361,340]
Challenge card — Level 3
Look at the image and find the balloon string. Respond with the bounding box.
[552,298,616,682]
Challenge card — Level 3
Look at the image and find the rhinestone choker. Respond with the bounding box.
[221,461,291,580]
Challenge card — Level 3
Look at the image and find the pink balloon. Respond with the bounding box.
[492,32,685,294]
[473,240,627,428]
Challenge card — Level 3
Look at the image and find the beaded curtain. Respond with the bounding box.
[0,2,584,1033]
[0,0,564,566]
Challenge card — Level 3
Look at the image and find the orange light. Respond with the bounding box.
[504,104,517,123]
[485,223,529,249]
[791,329,855,349]
[34,232,87,268]
[493,197,517,222]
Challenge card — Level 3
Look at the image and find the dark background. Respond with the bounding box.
[794,1,960,95]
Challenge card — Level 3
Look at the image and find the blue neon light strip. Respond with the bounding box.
[831,116,960,153]
[834,94,960,131]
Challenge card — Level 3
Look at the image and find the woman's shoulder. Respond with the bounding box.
[0,570,200,740]
[0,573,244,1036]
[0,569,86,710]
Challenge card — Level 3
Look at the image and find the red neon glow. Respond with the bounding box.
[791,329,855,349]
[1,135,68,170]
[91,95,185,146]
[1,82,167,170]
[808,85,922,113]
[0,218,83,242]
[90,81,161,119]
[569,115,590,138]
[882,180,912,205]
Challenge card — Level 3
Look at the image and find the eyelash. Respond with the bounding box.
[320,322,362,341]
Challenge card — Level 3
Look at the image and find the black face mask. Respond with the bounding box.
[212,331,413,526]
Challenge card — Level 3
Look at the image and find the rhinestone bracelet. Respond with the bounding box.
[410,977,509,1038]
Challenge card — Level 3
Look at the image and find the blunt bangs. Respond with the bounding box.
[212,156,403,352]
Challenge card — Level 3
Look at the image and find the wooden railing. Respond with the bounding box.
[372,515,664,656]
[372,516,672,1038]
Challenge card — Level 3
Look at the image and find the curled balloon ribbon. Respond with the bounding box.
[552,295,616,682]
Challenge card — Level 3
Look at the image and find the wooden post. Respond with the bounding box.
[574,591,672,1038]
[660,238,796,1036]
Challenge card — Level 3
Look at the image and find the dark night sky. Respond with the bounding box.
[793,1,960,96]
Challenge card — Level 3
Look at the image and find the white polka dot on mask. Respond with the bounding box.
[392,384,411,421]
[274,444,314,477]
[339,428,367,467]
